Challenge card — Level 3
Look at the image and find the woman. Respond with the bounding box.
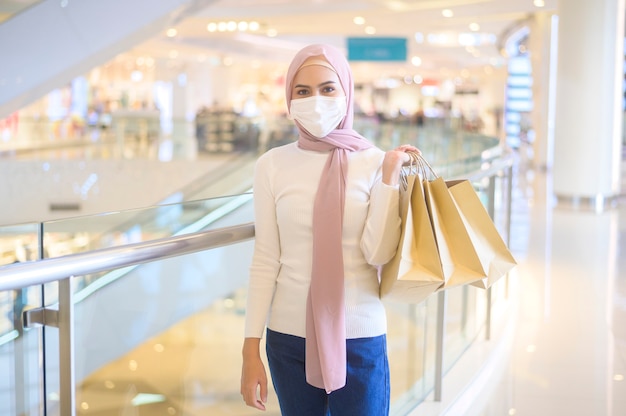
[240,43,418,415]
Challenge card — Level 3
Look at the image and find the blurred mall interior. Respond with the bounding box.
[0,0,625,415]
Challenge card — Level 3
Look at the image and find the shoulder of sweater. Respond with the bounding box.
[350,146,386,164]
[257,142,385,164]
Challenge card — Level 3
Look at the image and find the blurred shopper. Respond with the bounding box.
[240,43,419,415]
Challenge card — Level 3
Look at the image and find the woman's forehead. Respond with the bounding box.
[293,64,340,84]
[299,57,336,72]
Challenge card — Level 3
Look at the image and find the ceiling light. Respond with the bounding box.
[411,56,422,66]
[414,32,424,43]
[469,23,480,31]
[166,28,177,37]
[413,75,423,84]
[365,26,376,34]
[442,9,453,18]
[267,28,278,37]
[354,16,365,25]
[208,20,259,33]
[533,0,545,7]
[615,374,624,381]
[130,70,143,82]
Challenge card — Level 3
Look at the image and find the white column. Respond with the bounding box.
[552,0,624,208]
[527,11,556,171]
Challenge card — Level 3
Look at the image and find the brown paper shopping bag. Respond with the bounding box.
[422,176,487,289]
[380,167,445,304]
[447,180,517,289]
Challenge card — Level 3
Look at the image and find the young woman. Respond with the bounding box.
[240,43,419,415]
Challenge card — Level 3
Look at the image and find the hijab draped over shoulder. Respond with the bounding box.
[285,44,374,393]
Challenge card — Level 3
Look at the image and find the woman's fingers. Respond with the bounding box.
[395,144,421,154]
[241,357,268,410]
[242,381,267,410]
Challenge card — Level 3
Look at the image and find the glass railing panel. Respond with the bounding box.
[41,194,254,256]
[40,195,254,309]
[440,164,512,375]
[39,236,438,415]
[63,238,266,415]
[385,297,439,414]
[0,285,44,416]
[443,285,486,374]
[0,222,40,266]
[0,223,41,343]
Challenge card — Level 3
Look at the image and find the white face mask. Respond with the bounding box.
[289,95,347,138]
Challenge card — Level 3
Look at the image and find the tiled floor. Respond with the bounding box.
[472,165,626,415]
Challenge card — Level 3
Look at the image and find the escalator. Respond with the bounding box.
[0,0,217,119]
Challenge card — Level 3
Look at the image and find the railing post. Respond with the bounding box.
[38,222,47,416]
[58,277,76,416]
[486,174,496,219]
[13,288,27,415]
[505,165,514,299]
[485,287,492,341]
[505,165,513,247]
[434,290,446,401]
[485,174,497,341]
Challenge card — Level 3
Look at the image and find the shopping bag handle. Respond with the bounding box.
[399,151,421,190]
[402,151,438,181]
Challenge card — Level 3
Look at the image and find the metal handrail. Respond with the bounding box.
[0,223,255,291]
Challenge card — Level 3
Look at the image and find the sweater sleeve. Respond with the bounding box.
[360,179,402,266]
[244,152,281,339]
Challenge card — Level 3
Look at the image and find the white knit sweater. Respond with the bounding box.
[244,142,401,340]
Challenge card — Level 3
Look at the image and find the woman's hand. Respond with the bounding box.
[241,338,268,410]
[382,144,421,186]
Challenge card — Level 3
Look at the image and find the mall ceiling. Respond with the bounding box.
[134,0,557,82]
[0,0,557,84]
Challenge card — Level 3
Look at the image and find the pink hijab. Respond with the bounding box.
[285,44,373,393]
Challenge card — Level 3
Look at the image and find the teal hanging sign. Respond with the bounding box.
[347,37,407,62]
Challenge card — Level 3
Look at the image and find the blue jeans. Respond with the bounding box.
[266,329,390,416]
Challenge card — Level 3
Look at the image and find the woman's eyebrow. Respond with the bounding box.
[293,80,337,89]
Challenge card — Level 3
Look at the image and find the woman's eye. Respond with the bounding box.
[322,86,335,94]
[296,89,309,96]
